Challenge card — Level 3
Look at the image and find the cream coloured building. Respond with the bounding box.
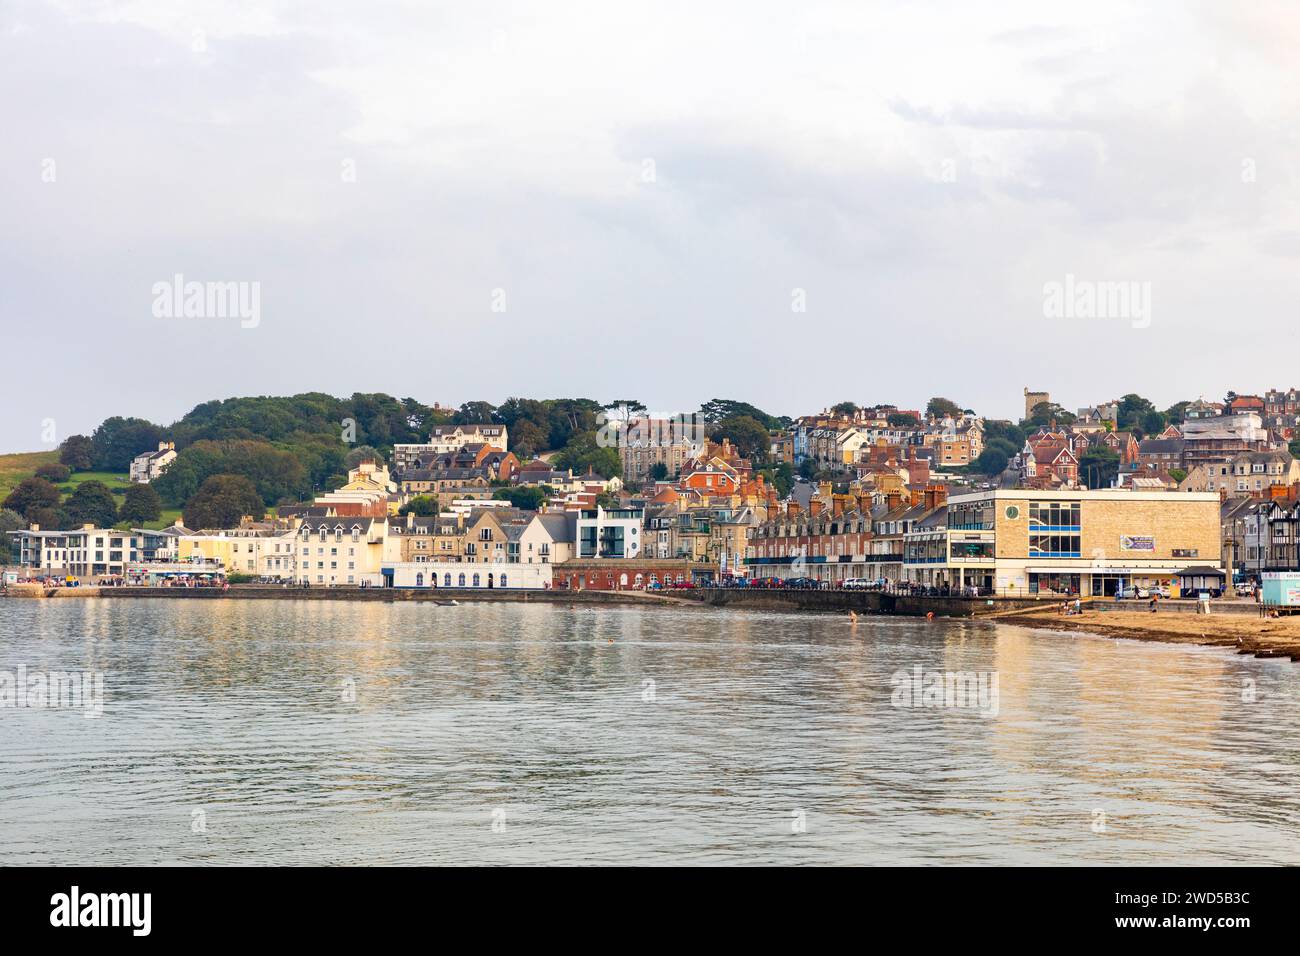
[177,527,299,579]
[927,489,1223,596]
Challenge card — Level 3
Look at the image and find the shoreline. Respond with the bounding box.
[995,606,1300,661]
[6,584,1298,662]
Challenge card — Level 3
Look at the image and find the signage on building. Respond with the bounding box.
[1119,535,1155,552]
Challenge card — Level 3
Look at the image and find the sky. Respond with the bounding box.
[2,0,1298,453]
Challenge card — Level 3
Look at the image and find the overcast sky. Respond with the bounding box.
[3,1,1297,452]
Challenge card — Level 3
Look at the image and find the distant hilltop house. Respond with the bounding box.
[129,441,177,483]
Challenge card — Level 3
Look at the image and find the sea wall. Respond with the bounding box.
[680,588,1043,617]
[80,586,679,607]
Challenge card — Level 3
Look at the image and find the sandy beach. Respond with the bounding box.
[1002,605,1300,661]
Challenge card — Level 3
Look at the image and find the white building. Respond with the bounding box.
[9,525,143,579]
[575,505,643,559]
[383,561,551,589]
[518,512,576,565]
[393,425,509,472]
[129,442,177,483]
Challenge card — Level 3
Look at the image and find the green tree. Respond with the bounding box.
[698,399,781,429]
[493,486,549,510]
[973,438,1018,476]
[1078,448,1120,489]
[398,496,439,517]
[708,415,770,461]
[983,419,1025,449]
[89,416,165,471]
[1115,394,1158,432]
[553,432,622,479]
[758,461,794,498]
[1023,402,1075,428]
[649,462,669,482]
[64,480,119,528]
[925,397,962,420]
[3,477,61,519]
[153,440,310,508]
[58,435,95,471]
[344,445,384,470]
[510,420,548,458]
[35,463,71,483]
[887,411,920,427]
[26,506,68,531]
[183,475,265,530]
[831,401,859,418]
[119,483,163,524]
[0,508,23,533]
[1140,410,1167,437]
[0,508,23,561]
[1163,401,1192,425]
[0,508,21,562]
[453,401,497,425]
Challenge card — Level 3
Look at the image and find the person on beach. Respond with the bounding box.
[1149,593,1159,613]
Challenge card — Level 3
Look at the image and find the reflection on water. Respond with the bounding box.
[1,598,1298,865]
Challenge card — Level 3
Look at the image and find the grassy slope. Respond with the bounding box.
[0,450,59,500]
[0,452,179,530]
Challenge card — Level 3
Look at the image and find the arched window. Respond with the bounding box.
[458,573,466,587]
[472,573,481,587]
[500,574,507,587]
[444,573,452,587]
[634,573,644,587]
[415,572,424,587]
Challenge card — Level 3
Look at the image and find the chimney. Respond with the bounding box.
[923,484,949,511]
[787,501,801,519]
[886,491,902,511]
[810,499,824,517]
[858,494,872,513]
[819,481,832,499]
[832,496,844,517]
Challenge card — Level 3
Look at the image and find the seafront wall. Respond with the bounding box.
[5,583,1258,620]
[677,588,1044,617]
[3,583,1032,616]
[72,586,681,607]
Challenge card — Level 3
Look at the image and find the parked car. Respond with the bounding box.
[1151,585,1171,599]
[1115,586,1150,600]
[785,577,818,589]
[1234,581,1257,597]
[841,578,872,590]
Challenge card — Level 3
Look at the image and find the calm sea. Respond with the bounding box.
[1,598,1297,864]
